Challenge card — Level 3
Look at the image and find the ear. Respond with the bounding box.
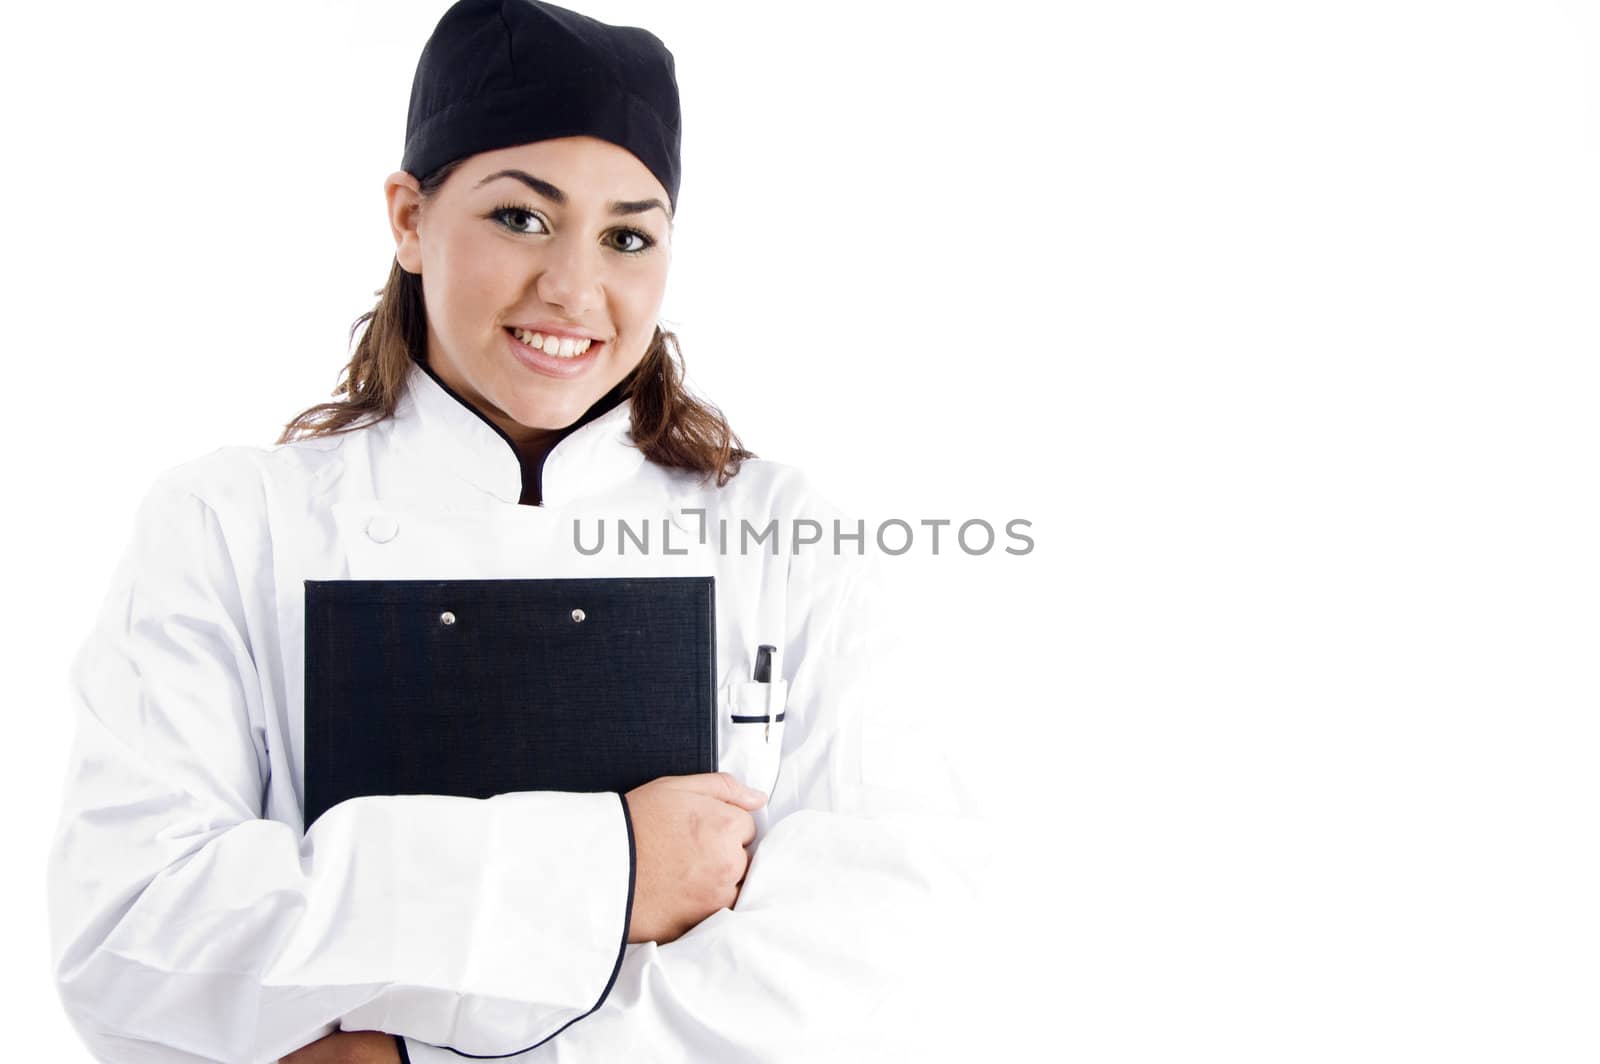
[384,171,425,275]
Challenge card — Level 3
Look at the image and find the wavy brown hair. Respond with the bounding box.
[277,157,752,486]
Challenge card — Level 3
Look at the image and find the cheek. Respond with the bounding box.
[431,232,518,331]
[614,268,669,347]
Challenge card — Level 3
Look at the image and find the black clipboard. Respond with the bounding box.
[303,576,717,828]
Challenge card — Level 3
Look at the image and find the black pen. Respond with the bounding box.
[753,644,775,740]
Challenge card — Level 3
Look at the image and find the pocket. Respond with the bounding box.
[719,679,789,796]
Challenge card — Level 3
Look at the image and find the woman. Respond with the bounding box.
[47,2,959,1062]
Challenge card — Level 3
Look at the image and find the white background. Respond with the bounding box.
[6,0,1598,1059]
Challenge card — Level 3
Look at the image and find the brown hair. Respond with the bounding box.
[277,157,752,487]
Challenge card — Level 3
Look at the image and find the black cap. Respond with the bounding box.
[400,0,681,210]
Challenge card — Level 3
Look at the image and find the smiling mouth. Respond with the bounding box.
[505,326,597,360]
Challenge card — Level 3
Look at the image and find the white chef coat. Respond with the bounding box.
[47,359,980,1064]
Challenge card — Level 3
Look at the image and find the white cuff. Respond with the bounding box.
[344,789,636,1056]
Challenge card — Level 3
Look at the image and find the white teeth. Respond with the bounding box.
[510,328,593,358]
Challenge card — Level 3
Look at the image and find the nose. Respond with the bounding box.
[534,232,603,317]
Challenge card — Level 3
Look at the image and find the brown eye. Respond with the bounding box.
[490,206,547,234]
[607,228,654,254]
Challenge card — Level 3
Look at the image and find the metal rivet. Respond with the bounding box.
[440,611,456,626]
[571,608,586,623]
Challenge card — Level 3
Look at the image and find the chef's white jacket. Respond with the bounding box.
[47,360,980,1063]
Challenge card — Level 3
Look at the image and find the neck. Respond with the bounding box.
[484,411,563,473]
[409,352,636,507]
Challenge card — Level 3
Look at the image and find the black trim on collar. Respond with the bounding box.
[409,353,636,506]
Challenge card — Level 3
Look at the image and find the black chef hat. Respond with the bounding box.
[400,0,681,210]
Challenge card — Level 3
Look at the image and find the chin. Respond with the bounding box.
[505,393,594,432]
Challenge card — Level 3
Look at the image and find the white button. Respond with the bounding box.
[365,515,399,543]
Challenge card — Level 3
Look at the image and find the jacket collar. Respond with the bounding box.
[391,356,646,507]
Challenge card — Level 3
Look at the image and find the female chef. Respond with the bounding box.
[46,2,965,1062]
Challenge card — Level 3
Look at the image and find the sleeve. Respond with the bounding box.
[45,475,637,1064]
[400,554,990,1063]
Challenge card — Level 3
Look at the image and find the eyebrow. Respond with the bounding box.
[474,169,671,219]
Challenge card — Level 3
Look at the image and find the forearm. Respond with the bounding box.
[51,781,634,1061]
[400,807,982,1063]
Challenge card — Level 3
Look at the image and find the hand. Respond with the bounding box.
[280,1030,400,1064]
[623,771,767,944]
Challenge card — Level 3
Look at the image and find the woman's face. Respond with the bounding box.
[385,136,672,442]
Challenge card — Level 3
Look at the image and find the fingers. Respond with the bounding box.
[664,771,768,810]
